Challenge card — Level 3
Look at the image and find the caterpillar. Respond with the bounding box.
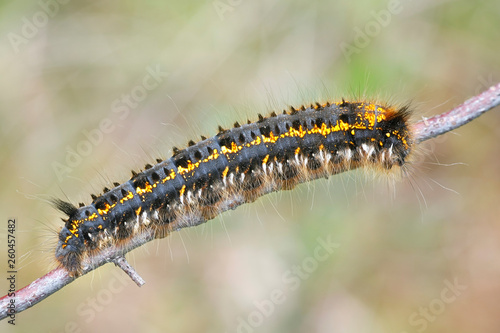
[54,100,413,276]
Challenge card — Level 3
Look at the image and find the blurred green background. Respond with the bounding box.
[1,0,499,332]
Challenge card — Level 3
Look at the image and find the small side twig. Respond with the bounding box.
[1,83,499,321]
[112,256,145,287]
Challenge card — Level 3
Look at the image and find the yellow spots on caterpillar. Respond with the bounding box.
[362,107,389,127]
[161,169,177,184]
[334,120,350,132]
[211,149,220,160]
[176,161,195,174]
[364,112,376,127]
[136,182,153,195]
[222,166,229,179]
[289,125,307,138]
[220,142,241,155]
[67,211,99,243]
[363,103,377,112]
[268,130,279,143]
[97,202,112,215]
[177,149,222,179]
[120,191,134,204]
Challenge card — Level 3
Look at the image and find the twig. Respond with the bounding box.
[1,83,499,321]
[412,83,500,142]
[112,256,145,287]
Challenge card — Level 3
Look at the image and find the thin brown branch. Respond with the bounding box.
[1,83,499,321]
[412,83,500,143]
[112,256,146,287]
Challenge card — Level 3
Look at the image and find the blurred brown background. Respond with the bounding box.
[1,1,499,332]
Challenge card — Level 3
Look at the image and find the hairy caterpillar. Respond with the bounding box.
[54,100,413,276]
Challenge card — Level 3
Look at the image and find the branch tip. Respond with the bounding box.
[112,256,145,287]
